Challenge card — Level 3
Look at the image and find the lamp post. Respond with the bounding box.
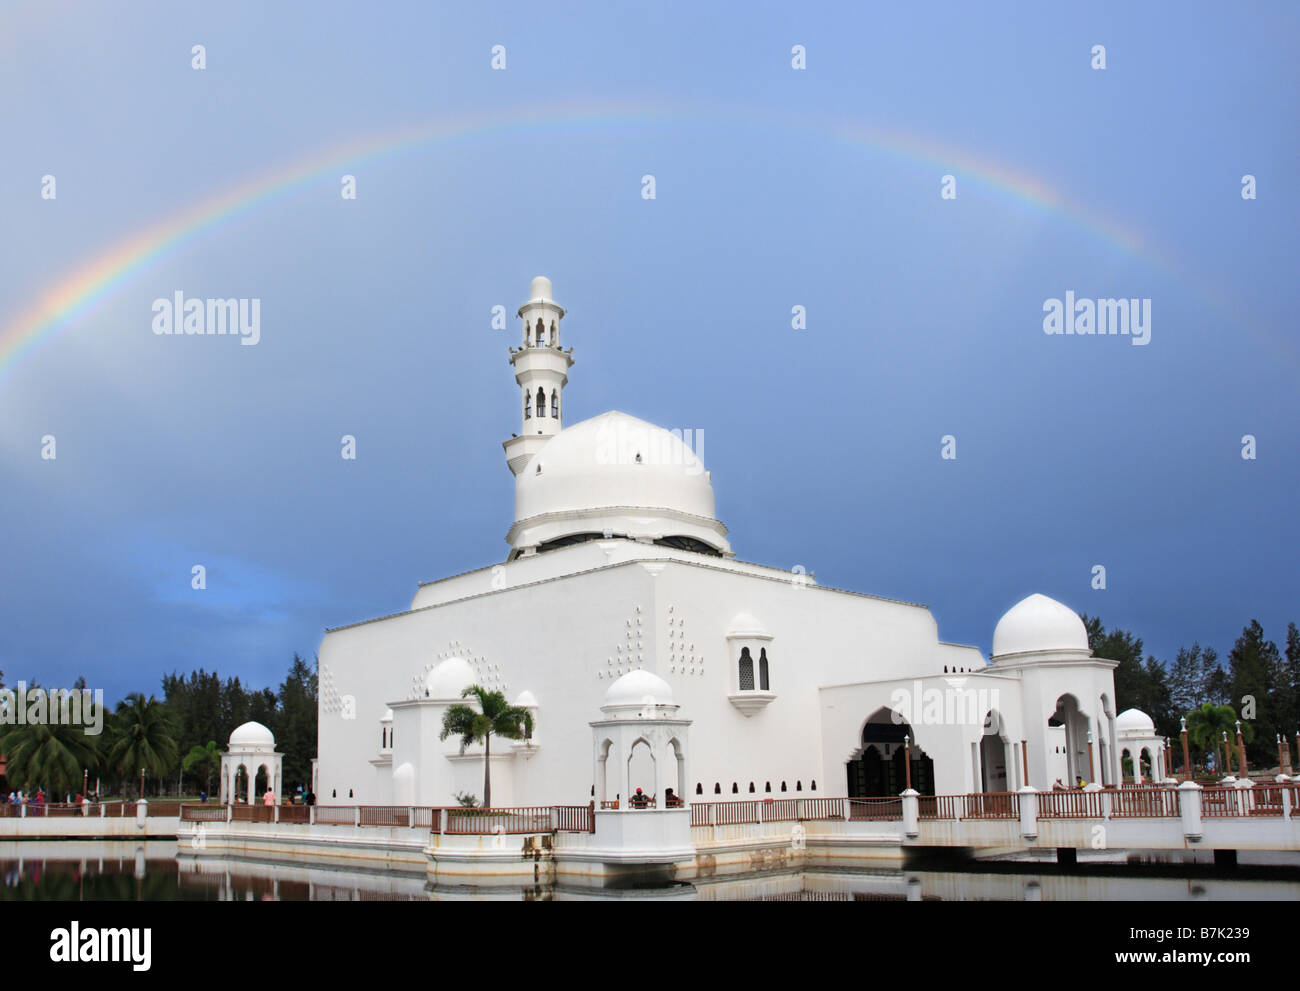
[1163,738,1170,782]
[903,734,912,791]
[1235,721,1247,778]
[1180,717,1191,783]
[1222,732,1230,779]
[139,767,145,800]
[82,769,88,798]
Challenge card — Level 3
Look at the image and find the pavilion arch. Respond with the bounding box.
[846,706,935,798]
[1048,693,1095,785]
[977,709,1012,793]
[595,738,615,805]
[626,737,656,800]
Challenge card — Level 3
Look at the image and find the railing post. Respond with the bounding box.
[274,805,280,824]
[354,807,360,827]
[1018,786,1038,840]
[901,789,919,838]
[1282,786,1292,820]
[410,806,416,829]
[842,798,851,821]
[1179,780,1203,842]
[588,801,595,834]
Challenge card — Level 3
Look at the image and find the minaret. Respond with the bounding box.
[503,276,574,476]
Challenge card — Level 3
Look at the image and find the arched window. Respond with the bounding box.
[714,782,721,794]
[810,780,816,792]
[524,391,531,418]
[748,781,755,793]
[535,317,544,343]
[764,781,771,793]
[759,648,770,690]
[549,320,556,345]
[731,782,738,794]
[536,387,546,418]
[695,782,703,795]
[551,390,559,418]
[781,781,787,792]
[796,780,802,791]
[738,647,754,690]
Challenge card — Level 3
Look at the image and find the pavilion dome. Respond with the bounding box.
[991,593,1090,658]
[229,721,274,748]
[514,689,539,708]
[1116,708,1156,734]
[603,669,674,709]
[427,656,476,699]
[509,411,731,556]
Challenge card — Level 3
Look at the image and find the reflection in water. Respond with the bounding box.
[3,842,1299,901]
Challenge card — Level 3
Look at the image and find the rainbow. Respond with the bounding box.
[0,100,1202,380]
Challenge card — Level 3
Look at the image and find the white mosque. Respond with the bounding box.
[314,277,1132,809]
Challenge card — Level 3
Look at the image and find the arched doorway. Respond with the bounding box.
[846,708,934,797]
[979,710,1011,793]
[1049,694,1093,785]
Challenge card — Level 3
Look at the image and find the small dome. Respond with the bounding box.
[514,690,539,708]
[1116,708,1156,734]
[529,275,553,301]
[229,721,274,748]
[427,656,476,699]
[603,669,674,708]
[726,611,770,639]
[992,594,1089,658]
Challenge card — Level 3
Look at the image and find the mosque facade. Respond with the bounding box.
[314,277,1128,809]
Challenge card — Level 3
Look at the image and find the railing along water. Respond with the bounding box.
[849,797,903,820]
[444,807,553,835]
[181,804,228,822]
[960,792,1019,819]
[1109,787,1180,818]
[918,795,957,820]
[1037,789,1106,818]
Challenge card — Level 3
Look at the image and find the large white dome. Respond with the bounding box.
[508,411,731,556]
[229,721,274,748]
[991,593,1090,658]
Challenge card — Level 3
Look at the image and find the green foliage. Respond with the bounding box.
[0,704,100,796]
[182,741,223,795]
[453,791,480,808]
[439,685,533,807]
[105,693,179,796]
[1186,703,1253,769]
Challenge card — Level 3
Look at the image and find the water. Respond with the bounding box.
[3,841,1299,900]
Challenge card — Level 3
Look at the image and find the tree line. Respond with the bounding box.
[0,654,317,799]
[1086,615,1300,768]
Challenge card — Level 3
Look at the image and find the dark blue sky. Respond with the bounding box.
[1,1,1296,702]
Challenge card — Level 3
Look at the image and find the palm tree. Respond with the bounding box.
[106,693,179,797]
[439,685,533,808]
[0,718,99,797]
[1186,703,1253,773]
[182,740,223,797]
